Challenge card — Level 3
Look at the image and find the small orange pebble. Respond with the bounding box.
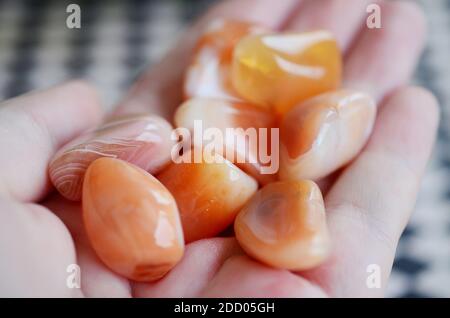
[83,157,184,282]
[184,19,267,101]
[174,98,278,184]
[234,180,330,270]
[279,89,376,181]
[157,150,258,243]
[231,31,342,115]
[49,114,174,201]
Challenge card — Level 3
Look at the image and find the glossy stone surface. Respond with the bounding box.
[234,180,330,270]
[279,89,376,181]
[174,98,277,184]
[157,151,258,243]
[231,31,342,115]
[49,114,174,201]
[184,19,267,101]
[83,158,184,282]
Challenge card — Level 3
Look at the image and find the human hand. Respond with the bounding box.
[0,0,439,297]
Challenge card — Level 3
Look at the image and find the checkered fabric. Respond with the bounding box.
[0,0,449,297]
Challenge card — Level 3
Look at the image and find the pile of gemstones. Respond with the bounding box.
[49,20,376,282]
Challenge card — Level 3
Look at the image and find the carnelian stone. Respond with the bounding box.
[279,89,376,181]
[49,115,174,201]
[231,31,342,115]
[174,98,277,184]
[157,151,258,243]
[234,180,330,270]
[184,19,267,101]
[83,158,184,282]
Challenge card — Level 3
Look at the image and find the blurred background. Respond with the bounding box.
[0,0,449,297]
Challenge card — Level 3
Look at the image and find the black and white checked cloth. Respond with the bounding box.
[0,0,449,297]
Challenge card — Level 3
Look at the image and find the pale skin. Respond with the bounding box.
[0,0,440,297]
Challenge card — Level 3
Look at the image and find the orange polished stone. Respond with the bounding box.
[49,115,174,201]
[234,180,330,270]
[279,89,376,181]
[83,158,184,282]
[231,31,342,115]
[184,19,267,101]
[157,151,258,243]
[174,98,278,184]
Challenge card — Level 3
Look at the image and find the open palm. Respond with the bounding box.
[0,0,439,297]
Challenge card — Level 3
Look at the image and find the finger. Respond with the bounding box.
[285,0,375,52]
[312,0,426,194]
[201,255,328,297]
[0,198,79,297]
[44,195,132,298]
[344,1,426,101]
[0,81,103,202]
[113,0,300,120]
[132,238,241,298]
[303,87,439,297]
[197,0,302,31]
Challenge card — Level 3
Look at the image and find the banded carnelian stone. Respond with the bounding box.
[231,31,342,115]
[157,151,258,243]
[83,158,184,282]
[279,89,376,181]
[49,115,174,201]
[235,180,330,270]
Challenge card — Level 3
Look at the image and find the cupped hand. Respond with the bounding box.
[0,0,439,297]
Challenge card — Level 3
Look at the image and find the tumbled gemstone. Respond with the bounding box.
[234,180,330,270]
[184,19,267,101]
[83,158,184,282]
[174,98,277,184]
[157,150,258,243]
[231,31,342,115]
[49,114,174,201]
[279,89,376,181]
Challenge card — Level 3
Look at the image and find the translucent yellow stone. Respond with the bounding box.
[231,31,342,115]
